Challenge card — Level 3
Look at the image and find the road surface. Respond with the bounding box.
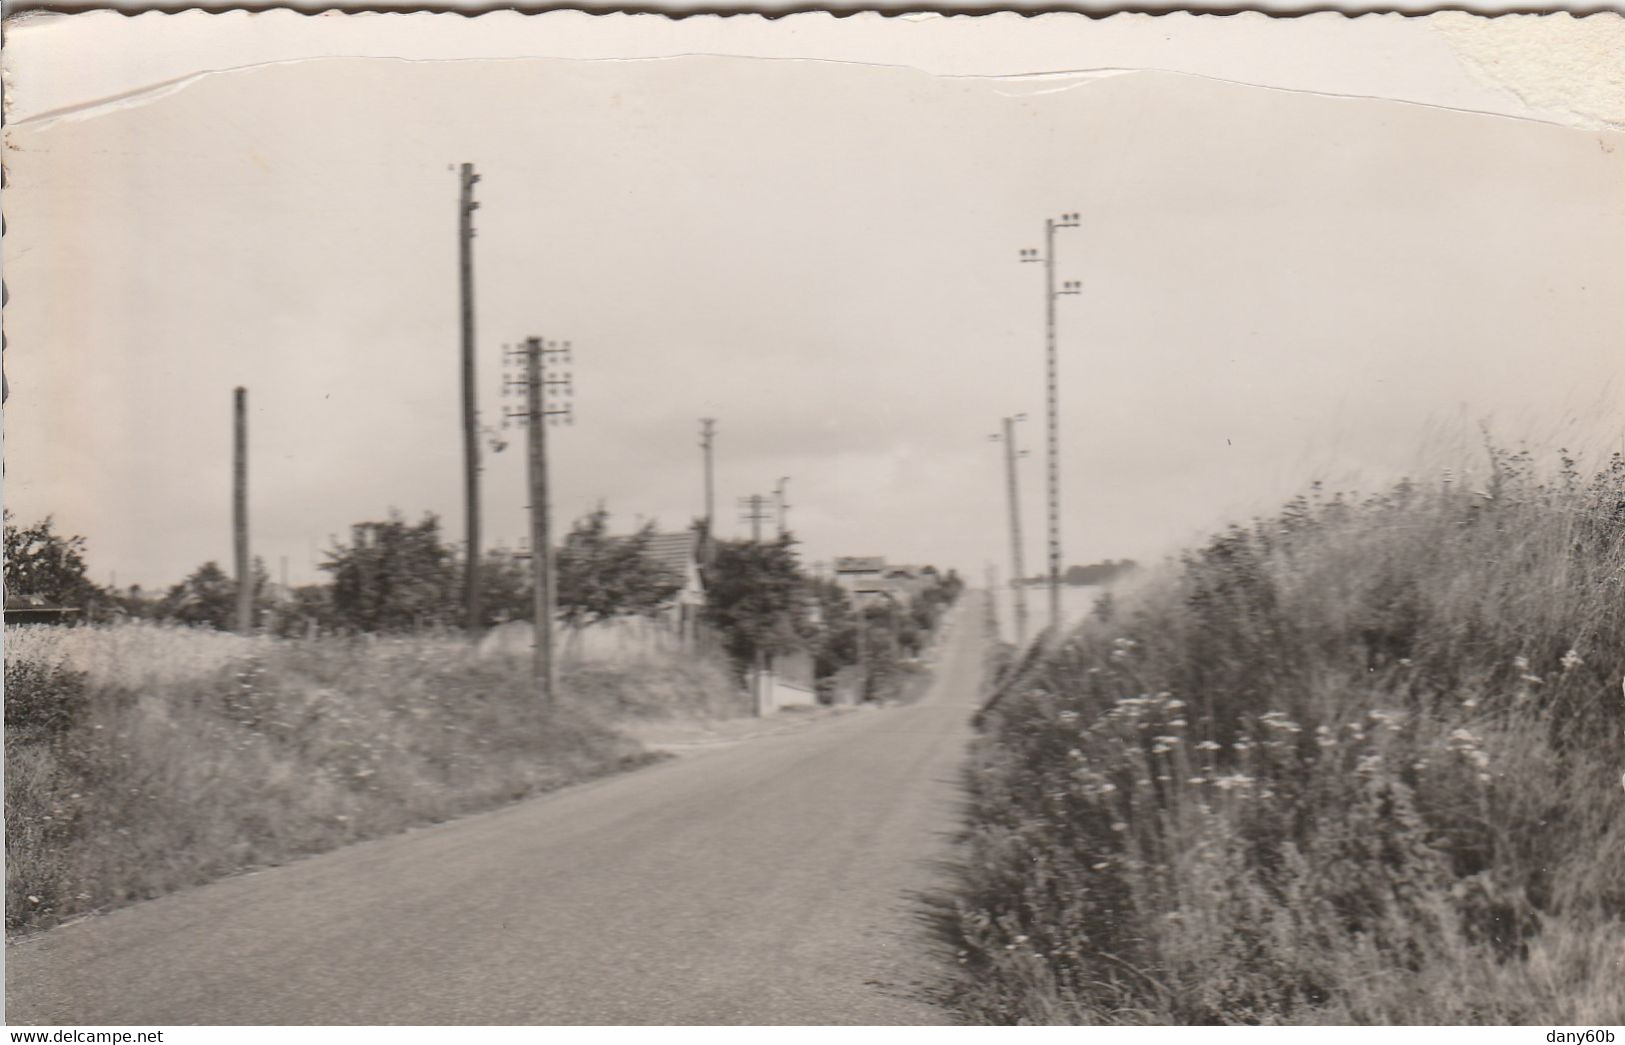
[6,597,988,1025]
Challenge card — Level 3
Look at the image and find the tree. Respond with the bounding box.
[160,562,241,629]
[321,511,455,632]
[475,549,533,625]
[3,512,98,608]
[271,583,336,638]
[555,508,683,630]
[701,534,811,671]
[1062,559,1139,586]
[806,578,859,679]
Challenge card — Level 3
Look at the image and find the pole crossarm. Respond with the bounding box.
[737,493,772,543]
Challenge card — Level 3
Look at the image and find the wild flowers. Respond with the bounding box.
[949,452,1625,1026]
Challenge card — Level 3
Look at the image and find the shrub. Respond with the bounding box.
[4,654,90,746]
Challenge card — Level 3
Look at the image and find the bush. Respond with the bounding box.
[4,654,90,745]
[943,449,1625,1024]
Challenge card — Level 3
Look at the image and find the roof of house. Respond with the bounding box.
[644,531,699,577]
[834,556,886,574]
[4,605,81,623]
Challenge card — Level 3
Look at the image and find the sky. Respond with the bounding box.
[4,52,1623,591]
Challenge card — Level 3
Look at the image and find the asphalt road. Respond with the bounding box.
[6,597,988,1026]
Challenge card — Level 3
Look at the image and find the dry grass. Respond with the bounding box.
[5,624,747,935]
[942,448,1625,1025]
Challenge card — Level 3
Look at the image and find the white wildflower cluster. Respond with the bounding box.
[1056,709,1080,725]
[1447,727,1492,783]
[1315,724,1337,749]
[1150,735,1183,754]
[1109,637,1139,662]
[1367,708,1406,730]
[1259,710,1302,735]
[1107,691,1184,730]
[1068,766,1117,797]
[1213,773,1255,792]
[1560,648,1584,673]
[1194,739,1222,752]
[1355,753,1384,777]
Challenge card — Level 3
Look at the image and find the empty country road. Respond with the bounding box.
[6,596,990,1026]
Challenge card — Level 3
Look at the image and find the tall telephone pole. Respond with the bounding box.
[738,494,771,543]
[233,386,252,635]
[990,414,1030,647]
[699,419,717,532]
[774,476,791,537]
[459,162,483,633]
[1019,212,1082,638]
[505,336,574,704]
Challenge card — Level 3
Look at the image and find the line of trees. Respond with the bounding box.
[5,509,965,700]
[699,529,963,699]
[3,509,682,638]
[1021,559,1139,587]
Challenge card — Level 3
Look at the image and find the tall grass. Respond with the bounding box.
[944,448,1625,1024]
[5,624,746,935]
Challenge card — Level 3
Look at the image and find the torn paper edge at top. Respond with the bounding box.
[3,11,1622,133]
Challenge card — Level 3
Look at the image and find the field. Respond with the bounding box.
[943,448,1625,1024]
[4,624,747,936]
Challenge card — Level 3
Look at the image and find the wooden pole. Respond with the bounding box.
[1043,217,1062,637]
[233,386,252,635]
[460,163,483,633]
[700,418,716,534]
[1001,416,1030,647]
[526,338,558,704]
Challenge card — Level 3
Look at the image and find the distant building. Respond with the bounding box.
[834,556,888,606]
[882,564,930,601]
[644,530,707,640]
[4,594,81,626]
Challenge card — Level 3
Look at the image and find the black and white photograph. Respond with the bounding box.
[2,10,1623,1031]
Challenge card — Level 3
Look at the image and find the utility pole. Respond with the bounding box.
[774,476,791,537]
[459,162,483,633]
[738,494,771,543]
[1019,212,1081,638]
[699,418,716,532]
[855,600,868,702]
[504,336,574,704]
[989,414,1031,647]
[233,386,252,635]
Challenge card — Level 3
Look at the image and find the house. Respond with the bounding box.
[3,594,82,626]
[643,530,706,641]
[833,556,888,605]
[882,564,929,601]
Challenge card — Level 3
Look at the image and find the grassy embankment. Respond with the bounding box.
[945,448,1625,1024]
[5,625,746,935]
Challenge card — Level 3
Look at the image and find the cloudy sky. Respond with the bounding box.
[5,47,1623,590]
